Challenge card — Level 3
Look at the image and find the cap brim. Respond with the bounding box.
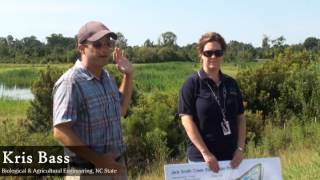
[87,30,118,42]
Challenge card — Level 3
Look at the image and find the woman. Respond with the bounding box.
[178,32,246,173]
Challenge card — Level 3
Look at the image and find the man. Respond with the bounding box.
[53,21,133,179]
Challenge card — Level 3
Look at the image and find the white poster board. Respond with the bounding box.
[164,157,282,180]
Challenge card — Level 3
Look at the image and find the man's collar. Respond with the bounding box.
[74,60,95,80]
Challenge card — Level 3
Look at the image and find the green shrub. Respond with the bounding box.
[245,110,264,144]
[237,50,320,126]
[277,63,320,124]
[26,66,64,132]
[123,91,184,175]
[237,58,291,117]
[0,117,57,146]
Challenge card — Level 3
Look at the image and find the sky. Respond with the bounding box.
[0,0,319,47]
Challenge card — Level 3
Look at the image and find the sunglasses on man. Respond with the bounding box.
[84,39,116,49]
[202,50,224,58]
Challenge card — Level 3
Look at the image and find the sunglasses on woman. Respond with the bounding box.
[202,50,224,58]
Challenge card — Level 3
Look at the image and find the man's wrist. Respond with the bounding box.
[124,72,133,78]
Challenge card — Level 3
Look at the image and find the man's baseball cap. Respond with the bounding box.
[77,21,117,44]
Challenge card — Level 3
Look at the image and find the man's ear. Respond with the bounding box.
[78,44,86,54]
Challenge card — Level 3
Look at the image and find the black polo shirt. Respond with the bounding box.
[178,69,244,161]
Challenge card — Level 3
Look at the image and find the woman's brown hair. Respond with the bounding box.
[197,32,227,55]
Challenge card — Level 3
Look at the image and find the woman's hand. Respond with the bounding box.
[202,151,220,173]
[230,148,244,168]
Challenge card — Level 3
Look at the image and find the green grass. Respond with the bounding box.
[281,149,320,180]
[0,63,70,87]
[0,98,29,120]
[132,61,244,93]
[133,62,198,92]
[0,61,242,91]
[0,68,39,87]
[245,121,320,179]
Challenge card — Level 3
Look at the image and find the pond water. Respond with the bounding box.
[0,83,34,100]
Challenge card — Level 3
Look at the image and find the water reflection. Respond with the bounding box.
[0,83,34,100]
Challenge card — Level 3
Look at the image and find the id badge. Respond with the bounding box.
[221,121,231,135]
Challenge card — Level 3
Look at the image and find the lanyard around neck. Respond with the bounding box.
[198,71,227,122]
[206,82,227,121]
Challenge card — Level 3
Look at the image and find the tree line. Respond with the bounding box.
[0,32,319,64]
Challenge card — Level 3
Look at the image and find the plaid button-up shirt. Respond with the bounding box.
[53,60,125,163]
